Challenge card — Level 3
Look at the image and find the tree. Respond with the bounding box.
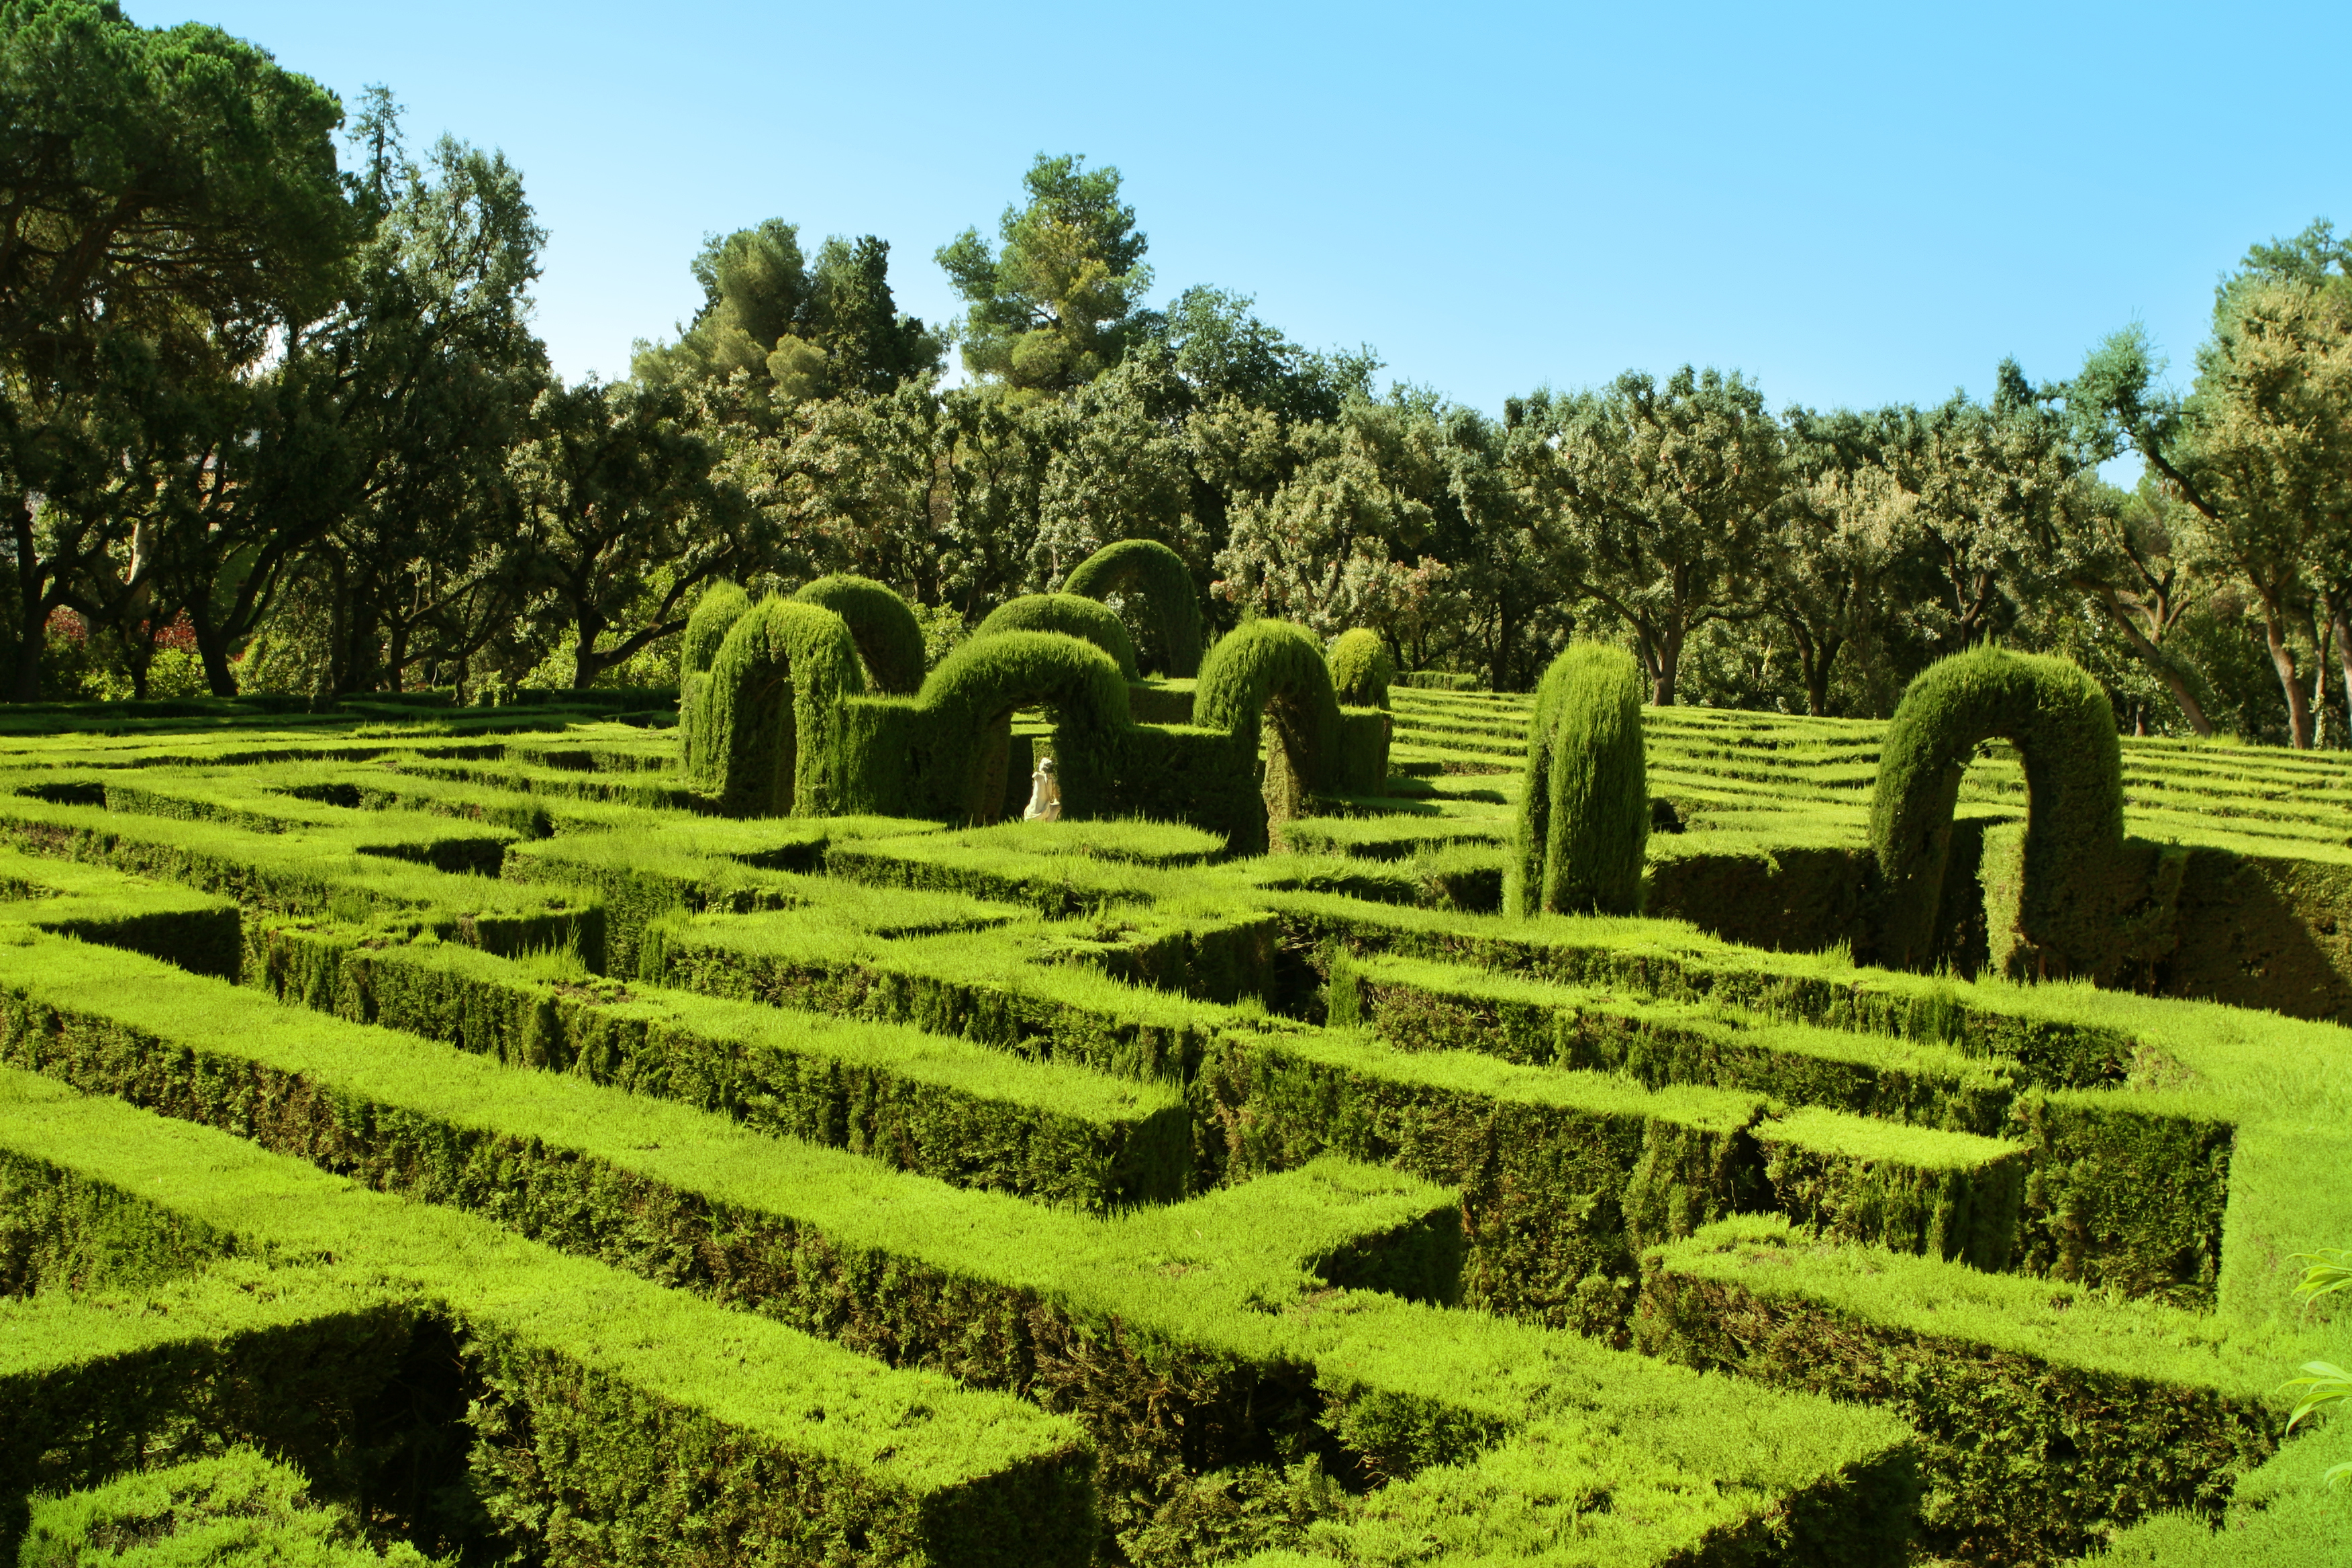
[632,221,939,399]
[1768,409,1918,716]
[0,0,352,699]
[1212,397,1438,639]
[2041,477,2215,736]
[2072,224,2352,749]
[508,377,760,689]
[1514,367,1785,705]
[936,154,1153,395]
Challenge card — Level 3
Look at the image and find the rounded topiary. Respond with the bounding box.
[1870,646,2126,975]
[790,575,926,695]
[1062,538,1204,677]
[973,594,1140,681]
[681,580,753,677]
[695,597,867,816]
[678,580,754,780]
[1195,620,1343,820]
[918,629,1132,820]
[1508,644,1649,918]
[1328,628,1396,709]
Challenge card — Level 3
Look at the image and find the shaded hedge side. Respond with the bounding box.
[1508,644,1649,918]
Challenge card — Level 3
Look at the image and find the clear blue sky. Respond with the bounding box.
[150,0,2350,427]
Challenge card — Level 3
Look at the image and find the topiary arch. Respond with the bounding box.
[790,575,926,695]
[972,595,1140,681]
[914,630,1134,821]
[1062,539,1204,677]
[1328,628,1395,709]
[1508,644,1649,918]
[1869,646,2127,975]
[689,597,867,816]
[677,580,752,783]
[1195,620,1344,830]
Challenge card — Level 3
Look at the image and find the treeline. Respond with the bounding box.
[8,4,2350,745]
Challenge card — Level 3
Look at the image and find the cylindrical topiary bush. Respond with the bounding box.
[1870,646,2127,977]
[1508,644,1649,918]
[678,580,753,779]
[1062,538,1204,677]
[694,597,867,816]
[1328,628,1396,709]
[973,594,1140,681]
[791,575,927,695]
[1195,620,1343,829]
[914,630,1132,820]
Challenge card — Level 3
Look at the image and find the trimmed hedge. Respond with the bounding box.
[973,594,1141,681]
[1508,644,1649,917]
[19,1449,431,1568]
[0,941,1916,1565]
[246,919,1195,1210]
[1326,630,1395,709]
[1871,647,2133,977]
[0,1062,1098,1568]
[679,579,753,782]
[1061,538,1204,678]
[792,574,928,695]
[1196,622,1347,836]
[1638,1216,2283,1564]
[689,596,869,814]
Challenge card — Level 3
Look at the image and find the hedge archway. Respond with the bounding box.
[1870,646,2126,974]
[915,630,1132,821]
[692,597,867,816]
[1195,620,1343,826]
[677,581,753,783]
[790,575,926,695]
[1508,644,1649,917]
[973,594,1140,681]
[1063,538,1204,677]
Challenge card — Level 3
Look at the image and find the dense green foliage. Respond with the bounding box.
[791,573,928,693]
[688,596,867,813]
[1,693,2350,1564]
[1063,538,1206,677]
[1195,620,1342,822]
[1870,648,2128,977]
[1508,645,1649,918]
[1326,629,1395,709]
[973,594,1141,681]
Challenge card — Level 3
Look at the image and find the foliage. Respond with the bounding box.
[973,593,1140,680]
[1061,535,1205,677]
[789,573,926,693]
[1195,619,1344,823]
[687,595,866,813]
[936,154,1153,395]
[1508,644,1649,916]
[1869,646,2128,977]
[1327,628,1395,708]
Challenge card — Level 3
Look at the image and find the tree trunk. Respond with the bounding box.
[11,498,45,702]
[1650,622,1681,706]
[1490,588,1515,693]
[2090,585,2212,738]
[188,601,240,697]
[2258,593,2313,748]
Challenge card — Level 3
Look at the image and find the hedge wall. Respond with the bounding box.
[791,574,929,695]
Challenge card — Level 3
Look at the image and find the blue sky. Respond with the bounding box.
[152,1,2348,429]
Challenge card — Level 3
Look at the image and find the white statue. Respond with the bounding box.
[1022,753,1063,822]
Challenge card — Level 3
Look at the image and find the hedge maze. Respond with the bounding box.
[3,614,2351,1565]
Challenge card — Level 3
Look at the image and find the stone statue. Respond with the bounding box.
[1022,753,1062,822]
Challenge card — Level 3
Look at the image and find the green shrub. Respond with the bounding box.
[1061,538,1204,677]
[1195,621,1344,830]
[1508,644,1648,917]
[1327,629,1395,709]
[791,574,927,694]
[689,597,867,815]
[19,1448,428,1568]
[677,579,752,784]
[1871,646,2130,977]
[973,594,1140,681]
